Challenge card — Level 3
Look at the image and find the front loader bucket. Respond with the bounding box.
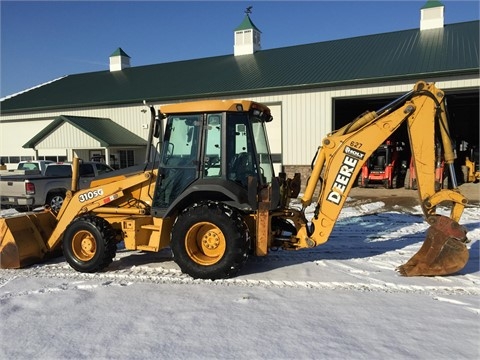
[397,215,469,276]
[0,211,57,269]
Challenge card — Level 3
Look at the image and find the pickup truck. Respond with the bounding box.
[0,161,114,212]
[0,160,54,176]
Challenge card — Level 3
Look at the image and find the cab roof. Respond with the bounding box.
[159,99,271,116]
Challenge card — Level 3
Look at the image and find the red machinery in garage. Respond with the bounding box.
[358,139,406,189]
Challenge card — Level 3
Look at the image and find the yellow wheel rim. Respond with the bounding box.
[185,222,226,265]
[71,230,97,262]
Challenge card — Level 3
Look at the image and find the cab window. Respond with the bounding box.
[203,114,222,177]
[226,113,256,187]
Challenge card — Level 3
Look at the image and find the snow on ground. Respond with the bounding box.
[0,199,479,360]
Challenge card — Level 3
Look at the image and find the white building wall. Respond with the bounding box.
[36,122,103,149]
[0,102,153,161]
[1,118,53,157]
[1,75,478,166]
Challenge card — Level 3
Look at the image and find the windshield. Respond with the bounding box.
[226,113,274,186]
[251,118,274,184]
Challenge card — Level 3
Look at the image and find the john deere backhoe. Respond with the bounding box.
[0,81,470,279]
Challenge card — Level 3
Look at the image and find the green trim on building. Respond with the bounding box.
[23,115,147,148]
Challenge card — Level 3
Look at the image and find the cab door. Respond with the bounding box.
[153,114,201,209]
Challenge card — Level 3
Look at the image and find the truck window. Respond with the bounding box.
[18,163,39,171]
[79,164,94,177]
[95,163,114,175]
[46,165,72,177]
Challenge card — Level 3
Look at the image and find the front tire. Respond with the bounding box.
[171,202,249,280]
[63,215,117,272]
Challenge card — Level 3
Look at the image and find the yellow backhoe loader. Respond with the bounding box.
[462,147,480,183]
[0,81,470,279]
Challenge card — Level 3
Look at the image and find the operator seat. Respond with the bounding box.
[229,152,252,187]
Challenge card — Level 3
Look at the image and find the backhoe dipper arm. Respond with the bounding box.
[294,81,468,250]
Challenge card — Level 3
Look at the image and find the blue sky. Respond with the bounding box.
[1,1,479,97]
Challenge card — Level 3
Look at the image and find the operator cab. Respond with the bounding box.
[151,100,275,215]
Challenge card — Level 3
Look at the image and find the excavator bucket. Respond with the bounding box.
[0,211,58,269]
[397,215,469,276]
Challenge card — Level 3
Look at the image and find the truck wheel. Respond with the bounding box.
[63,215,117,273]
[383,179,389,189]
[46,191,66,214]
[171,202,249,280]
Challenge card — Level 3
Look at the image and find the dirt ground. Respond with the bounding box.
[349,182,480,209]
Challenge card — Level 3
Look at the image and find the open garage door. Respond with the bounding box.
[333,90,478,149]
[333,89,479,185]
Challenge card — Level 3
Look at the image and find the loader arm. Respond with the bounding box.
[44,170,156,251]
[292,82,469,276]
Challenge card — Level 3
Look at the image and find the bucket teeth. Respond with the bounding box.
[397,215,469,276]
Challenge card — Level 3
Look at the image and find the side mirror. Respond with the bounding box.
[153,119,161,138]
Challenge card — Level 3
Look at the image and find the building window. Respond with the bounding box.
[119,150,134,168]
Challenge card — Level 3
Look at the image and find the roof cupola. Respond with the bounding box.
[420,0,445,30]
[234,7,261,56]
[109,48,131,71]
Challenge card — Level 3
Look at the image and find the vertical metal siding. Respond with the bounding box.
[36,122,102,149]
[1,77,478,164]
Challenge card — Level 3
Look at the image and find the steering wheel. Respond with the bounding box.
[233,153,255,185]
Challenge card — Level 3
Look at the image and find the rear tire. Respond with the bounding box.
[46,191,66,214]
[171,202,249,280]
[63,215,117,272]
[404,169,410,189]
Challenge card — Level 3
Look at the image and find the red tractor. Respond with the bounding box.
[358,140,406,189]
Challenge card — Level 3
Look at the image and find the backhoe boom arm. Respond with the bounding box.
[294,82,468,254]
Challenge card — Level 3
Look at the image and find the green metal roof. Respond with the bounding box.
[234,14,261,32]
[2,21,478,114]
[23,115,147,148]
